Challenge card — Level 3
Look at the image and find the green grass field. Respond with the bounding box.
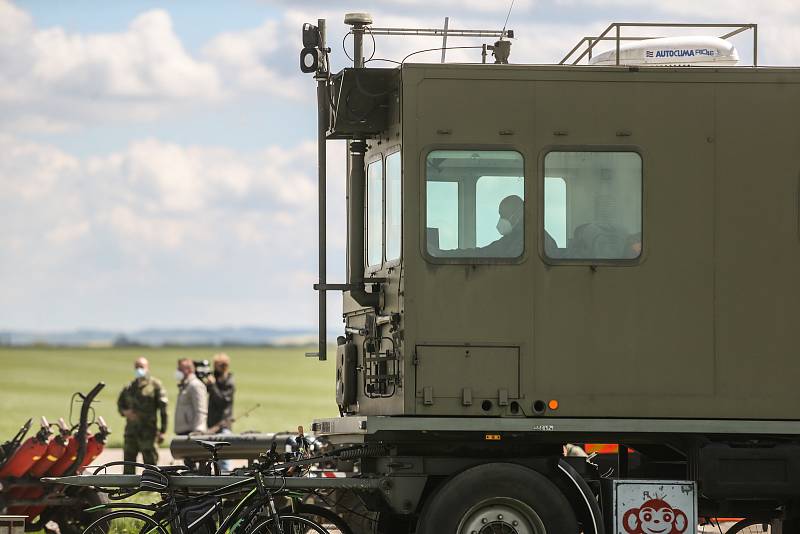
[0,346,338,448]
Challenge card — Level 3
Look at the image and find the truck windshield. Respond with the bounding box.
[426,150,524,259]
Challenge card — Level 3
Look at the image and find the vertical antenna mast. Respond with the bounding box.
[501,0,516,40]
[315,18,327,361]
[301,19,330,361]
[347,12,372,68]
[441,17,450,63]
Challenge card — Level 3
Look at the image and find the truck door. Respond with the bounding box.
[415,149,530,415]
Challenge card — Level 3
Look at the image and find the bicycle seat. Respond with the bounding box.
[140,468,169,491]
[194,440,231,453]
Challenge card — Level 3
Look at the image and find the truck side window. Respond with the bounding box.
[544,151,642,260]
[367,159,383,267]
[426,150,525,259]
[385,152,402,262]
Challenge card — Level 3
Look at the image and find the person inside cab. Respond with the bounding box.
[479,194,524,257]
[434,194,524,258]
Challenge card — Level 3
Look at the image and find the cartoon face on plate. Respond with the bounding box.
[623,498,688,534]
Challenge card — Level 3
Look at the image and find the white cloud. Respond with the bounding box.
[46,220,91,244]
[0,133,327,254]
[0,134,80,200]
[0,1,309,133]
[31,12,221,99]
[0,133,346,330]
[203,20,304,99]
[358,0,533,14]
[5,115,78,134]
[83,138,319,217]
[0,5,221,105]
[554,0,799,18]
[266,0,534,16]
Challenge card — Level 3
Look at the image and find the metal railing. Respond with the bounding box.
[559,22,758,67]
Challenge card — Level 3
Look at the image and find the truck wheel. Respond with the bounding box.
[416,463,578,534]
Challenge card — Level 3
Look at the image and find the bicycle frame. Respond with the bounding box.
[85,473,297,534]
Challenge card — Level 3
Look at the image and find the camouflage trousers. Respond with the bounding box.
[123,431,159,474]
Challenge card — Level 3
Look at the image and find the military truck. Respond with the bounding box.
[300,15,800,534]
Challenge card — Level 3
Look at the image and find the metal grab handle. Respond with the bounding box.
[65,382,106,476]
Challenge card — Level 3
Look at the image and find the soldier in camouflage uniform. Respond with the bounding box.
[117,357,168,474]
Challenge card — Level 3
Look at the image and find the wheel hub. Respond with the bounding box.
[458,499,547,534]
[479,521,518,534]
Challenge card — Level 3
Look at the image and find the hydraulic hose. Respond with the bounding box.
[64,382,105,476]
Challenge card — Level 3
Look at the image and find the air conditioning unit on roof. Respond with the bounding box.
[589,36,739,66]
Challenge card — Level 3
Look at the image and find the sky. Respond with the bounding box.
[1,0,799,333]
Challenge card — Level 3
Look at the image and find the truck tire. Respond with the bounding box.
[416,463,579,534]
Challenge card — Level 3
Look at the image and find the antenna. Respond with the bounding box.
[501,0,516,40]
[441,17,450,63]
[362,23,514,64]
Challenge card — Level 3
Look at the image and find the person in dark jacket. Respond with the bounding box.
[203,353,235,471]
[434,195,525,258]
[205,353,235,433]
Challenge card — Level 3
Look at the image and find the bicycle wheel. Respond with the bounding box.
[250,513,329,534]
[287,503,353,534]
[725,518,772,533]
[82,510,169,534]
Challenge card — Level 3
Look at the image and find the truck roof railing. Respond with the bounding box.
[560,22,758,67]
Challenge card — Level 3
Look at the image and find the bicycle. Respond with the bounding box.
[82,445,331,534]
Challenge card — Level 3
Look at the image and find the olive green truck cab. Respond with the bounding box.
[303,17,800,533]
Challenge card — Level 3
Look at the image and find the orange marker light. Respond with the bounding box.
[548,399,559,410]
[485,434,502,441]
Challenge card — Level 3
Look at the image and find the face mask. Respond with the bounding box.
[496,218,513,236]
[175,370,185,381]
[497,202,523,236]
[135,368,147,378]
